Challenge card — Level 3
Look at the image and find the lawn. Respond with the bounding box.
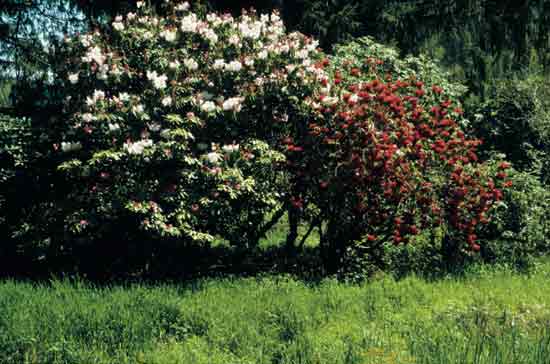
[2,262,550,364]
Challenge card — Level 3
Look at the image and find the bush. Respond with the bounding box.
[42,1,326,269]
[479,168,550,269]
[472,74,550,184]
[285,37,510,273]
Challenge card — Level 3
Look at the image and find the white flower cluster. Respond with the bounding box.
[222,144,239,154]
[146,71,168,89]
[180,13,199,33]
[86,89,105,107]
[82,46,106,65]
[222,97,244,112]
[124,139,153,155]
[238,20,263,40]
[199,27,218,44]
[160,28,177,42]
[225,60,242,72]
[175,2,190,11]
[184,58,199,70]
[206,151,222,164]
[68,73,79,84]
[112,16,125,31]
[61,2,329,173]
[200,101,217,113]
[61,141,82,152]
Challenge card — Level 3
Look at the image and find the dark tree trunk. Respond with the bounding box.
[285,206,299,256]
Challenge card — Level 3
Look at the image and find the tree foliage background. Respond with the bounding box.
[2,0,549,105]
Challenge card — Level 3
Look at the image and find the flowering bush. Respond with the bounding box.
[51,0,325,250]
[31,1,510,275]
[283,40,511,271]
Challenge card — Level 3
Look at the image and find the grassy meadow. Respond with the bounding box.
[2,261,550,364]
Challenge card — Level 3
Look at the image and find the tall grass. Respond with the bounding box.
[2,262,550,363]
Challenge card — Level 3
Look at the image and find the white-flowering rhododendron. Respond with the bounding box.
[52,0,326,246]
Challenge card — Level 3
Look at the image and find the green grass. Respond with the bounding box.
[3,262,550,363]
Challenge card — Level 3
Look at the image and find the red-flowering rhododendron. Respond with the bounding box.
[283,56,510,270]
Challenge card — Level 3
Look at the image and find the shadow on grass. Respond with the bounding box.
[0,242,326,284]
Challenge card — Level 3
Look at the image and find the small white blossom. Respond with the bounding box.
[80,34,93,47]
[169,60,180,69]
[93,89,105,100]
[228,34,240,45]
[160,29,177,42]
[244,57,254,67]
[295,49,309,59]
[222,97,244,112]
[161,96,172,107]
[222,144,239,154]
[254,77,265,86]
[83,46,106,65]
[206,152,222,164]
[176,2,190,11]
[86,89,105,107]
[239,21,262,40]
[112,20,125,31]
[116,93,129,103]
[279,43,290,53]
[307,40,319,51]
[184,58,199,71]
[127,12,136,20]
[146,70,168,89]
[68,73,79,84]
[61,141,82,152]
[82,113,94,122]
[97,63,109,80]
[225,60,242,72]
[108,123,120,132]
[322,96,338,106]
[132,104,145,114]
[258,50,268,59]
[200,28,218,44]
[148,122,162,132]
[136,1,145,8]
[213,59,226,70]
[285,64,296,73]
[200,101,217,113]
[180,14,198,33]
[110,65,122,77]
[124,139,153,155]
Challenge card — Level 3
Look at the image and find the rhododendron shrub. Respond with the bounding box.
[286,46,511,272]
[51,1,324,251]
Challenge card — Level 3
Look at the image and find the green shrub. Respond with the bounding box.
[472,74,550,184]
[480,168,550,269]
